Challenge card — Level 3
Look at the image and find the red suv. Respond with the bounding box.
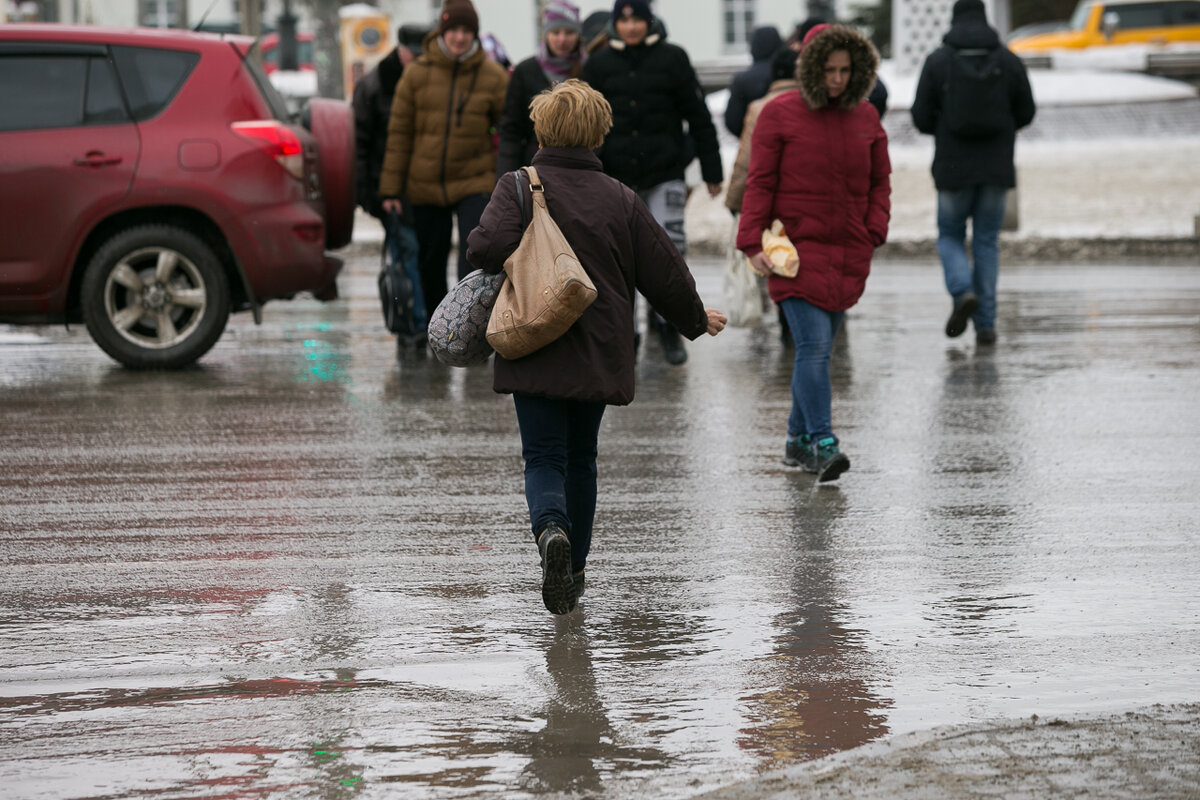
[0,24,355,368]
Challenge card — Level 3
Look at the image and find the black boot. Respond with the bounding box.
[655,321,687,365]
[536,524,574,615]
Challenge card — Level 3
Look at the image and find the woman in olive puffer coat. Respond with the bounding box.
[379,0,508,312]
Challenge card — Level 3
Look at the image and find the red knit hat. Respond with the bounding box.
[439,0,479,36]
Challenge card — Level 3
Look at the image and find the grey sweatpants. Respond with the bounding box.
[635,179,688,328]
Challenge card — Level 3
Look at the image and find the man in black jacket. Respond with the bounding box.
[911,0,1035,346]
[352,24,431,346]
[723,25,784,137]
[581,0,723,365]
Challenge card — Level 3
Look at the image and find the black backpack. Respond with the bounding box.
[942,48,1011,138]
[377,216,416,335]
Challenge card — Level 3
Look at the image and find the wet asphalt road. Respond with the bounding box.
[2,254,1198,799]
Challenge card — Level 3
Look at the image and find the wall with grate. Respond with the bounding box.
[893,0,1000,74]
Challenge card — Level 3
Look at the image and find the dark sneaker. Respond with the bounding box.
[976,329,997,346]
[537,524,574,615]
[658,324,688,365]
[814,436,850,482]
[945,292,979,338]
[783,435,816,472]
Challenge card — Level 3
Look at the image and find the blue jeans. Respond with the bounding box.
[936,185,1007,333]
[385,216,427,331]
[513,394,607,573]
[780,298,844,442]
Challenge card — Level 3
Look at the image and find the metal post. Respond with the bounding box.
[278,0,299,71]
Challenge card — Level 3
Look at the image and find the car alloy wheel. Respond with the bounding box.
[81,225,230,369]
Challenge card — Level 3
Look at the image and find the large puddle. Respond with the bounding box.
[2,259,1198,798]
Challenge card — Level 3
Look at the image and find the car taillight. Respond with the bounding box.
[231,121,305,180]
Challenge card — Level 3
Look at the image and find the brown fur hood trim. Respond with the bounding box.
[797,25,879,111]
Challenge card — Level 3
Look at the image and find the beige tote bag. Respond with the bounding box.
[487,166,597,360]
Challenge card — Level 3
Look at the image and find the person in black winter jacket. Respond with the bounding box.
[723,25,784,137]
[498,1,584,176]
[352,24,431,344]
[911,0,1035,346]
[580,0,723,365]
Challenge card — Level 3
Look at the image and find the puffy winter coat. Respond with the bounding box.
[378,31,509,207]
[465,147,708,405]
[910,6,1035,190]
[580,25,722,191]
[737,25,890,312]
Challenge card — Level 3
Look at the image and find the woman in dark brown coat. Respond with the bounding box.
[466,79,726,616]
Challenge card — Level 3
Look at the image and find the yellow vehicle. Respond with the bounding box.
[1008,0,1200,53]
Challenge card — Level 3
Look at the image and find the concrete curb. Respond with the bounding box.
[689,236,1200,263]
[336,235,1200,265]
[688,703,1200,800]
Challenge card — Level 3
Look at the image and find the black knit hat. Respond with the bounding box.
[612,0,653,24]
[439,0,479,36]
[952,0,987,23]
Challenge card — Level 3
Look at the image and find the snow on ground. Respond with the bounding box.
[878,63,1198,109]
[697,65,1200,243]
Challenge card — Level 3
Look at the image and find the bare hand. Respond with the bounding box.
[747,251,773,277]
[705,308,727,336]
[706,182,722,198]
[382,198,403,216]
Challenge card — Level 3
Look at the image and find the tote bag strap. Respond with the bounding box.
[522,166,547,216]
[513,170,528,229]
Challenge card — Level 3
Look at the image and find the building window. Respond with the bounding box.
[723,0,755,51]
[140,0,185,27]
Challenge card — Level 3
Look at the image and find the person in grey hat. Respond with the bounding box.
[910,0,1035,346]
[498,1,585,175]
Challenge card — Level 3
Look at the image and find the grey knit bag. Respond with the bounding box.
[427,269,506,367]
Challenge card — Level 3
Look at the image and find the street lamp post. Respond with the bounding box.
[277,0,299,71]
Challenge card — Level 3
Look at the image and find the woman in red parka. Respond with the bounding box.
[738,24,890,482]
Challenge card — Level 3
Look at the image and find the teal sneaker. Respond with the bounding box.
[814,437,850,482]
[783,435,817,473]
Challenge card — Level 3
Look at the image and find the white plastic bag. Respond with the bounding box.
[722,217,764,328]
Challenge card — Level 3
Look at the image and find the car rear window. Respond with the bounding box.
[0,54,130,131]
[111,45,199,121]
[242,43,294,121]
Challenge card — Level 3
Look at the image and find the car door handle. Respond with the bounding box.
[74,152,124,167]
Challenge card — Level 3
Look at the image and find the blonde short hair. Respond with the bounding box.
[530,79,612,149]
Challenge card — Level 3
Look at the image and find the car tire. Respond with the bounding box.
[304,97,355,250]
[81,225,230,369]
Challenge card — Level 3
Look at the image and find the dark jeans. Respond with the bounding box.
[512,393,606,573]
[411,193,490,313]
[384,214,426,331]
[936,184,1007,333]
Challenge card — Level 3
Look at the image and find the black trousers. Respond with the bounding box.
[411,193,490,312]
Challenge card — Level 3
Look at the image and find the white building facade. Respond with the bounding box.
[28,0,862,63]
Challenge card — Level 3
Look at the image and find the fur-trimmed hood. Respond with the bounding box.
[797,25,879,111]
